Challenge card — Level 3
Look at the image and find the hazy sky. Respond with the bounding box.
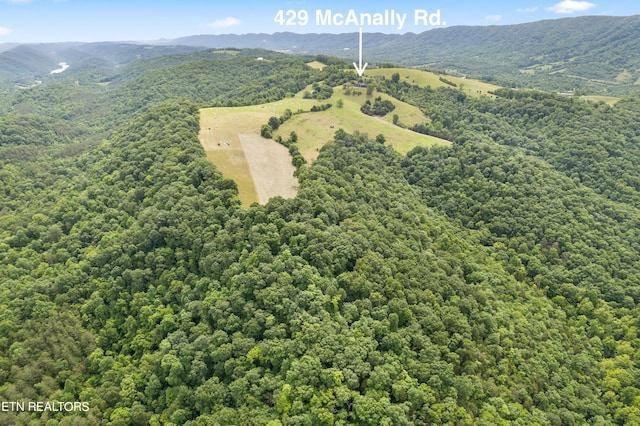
[0,0,638,43]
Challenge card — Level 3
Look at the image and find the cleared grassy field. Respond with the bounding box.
[583,95,620,106]
[200,105,305,206]
[366,68,500,97]
[239,134,297,204]
[306,61,326,70]
[278,85,449,161]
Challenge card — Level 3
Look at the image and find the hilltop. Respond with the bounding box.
[196,65,497,205]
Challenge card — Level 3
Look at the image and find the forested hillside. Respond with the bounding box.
[172,15,640,94]
[1,45,640,425]
[3,15,640,95]
[378,15,640,93]
[4,49,323,130]
[0,43,203,89]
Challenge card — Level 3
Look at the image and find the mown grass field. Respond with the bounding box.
[199,108,259,206]
[200,100,326,206]
[583,95,620,106]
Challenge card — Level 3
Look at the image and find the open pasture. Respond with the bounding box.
[280,84,450,161]
[366,68,500,97]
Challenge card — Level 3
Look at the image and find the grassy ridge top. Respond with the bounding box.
[200,74,457,164]
[366,68,500,97]
[277,84,449,162]
[200,65,484,165]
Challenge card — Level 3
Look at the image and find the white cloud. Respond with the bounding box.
[546,1,596,14]
[209,17,241,29]
[0,27,13,35]
[485,15,503,22]
[517,7,539,13]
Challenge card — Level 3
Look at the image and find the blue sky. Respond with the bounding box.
[0,0,639,43]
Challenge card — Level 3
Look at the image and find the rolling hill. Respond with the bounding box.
[2,15,640,94]
[171,15,640,95]
[197,73,456,206]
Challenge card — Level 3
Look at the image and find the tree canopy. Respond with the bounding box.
[2,48,640,425]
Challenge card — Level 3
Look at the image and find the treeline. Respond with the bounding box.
[260,110,307,171]
[313,54,350,67]
[439,76,457,87]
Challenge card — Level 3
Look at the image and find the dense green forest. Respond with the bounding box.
[2,45,640,425]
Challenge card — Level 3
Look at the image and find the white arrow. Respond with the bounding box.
[353,27,368,77]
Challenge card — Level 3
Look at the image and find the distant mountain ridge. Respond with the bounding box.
[169,15,640,94]
[169,31,400,53]
[1,15,639,94]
